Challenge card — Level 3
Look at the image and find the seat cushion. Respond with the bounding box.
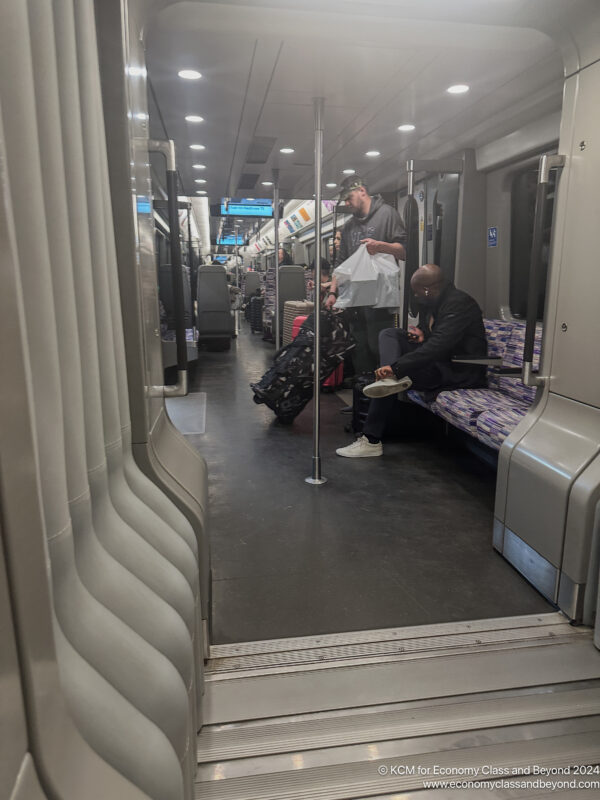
[503,322,542,369]
[483,319,514,358]
[475,404,529,450]
[433,388,513,435]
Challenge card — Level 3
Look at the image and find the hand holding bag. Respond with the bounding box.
[333,244,401,310]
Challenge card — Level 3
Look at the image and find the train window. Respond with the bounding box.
[510,166,556,319]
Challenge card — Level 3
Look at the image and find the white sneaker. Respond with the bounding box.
[363,375,412,398]
[336,435,383,458]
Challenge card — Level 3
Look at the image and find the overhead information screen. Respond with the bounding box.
[220,197,273,217]
[217,234,246,245]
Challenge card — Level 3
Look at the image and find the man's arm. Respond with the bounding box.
[390,303,481,377]
[324,274,338,309]
[360,238,405,260]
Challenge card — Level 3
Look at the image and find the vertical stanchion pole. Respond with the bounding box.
[402,159,416,329]
[306,97,327,485]
[273,168,280,347]
[234,222,240,335]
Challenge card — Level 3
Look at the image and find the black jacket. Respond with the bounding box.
[392,283,487,389]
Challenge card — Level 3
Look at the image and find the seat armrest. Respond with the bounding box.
[451,356,503,366]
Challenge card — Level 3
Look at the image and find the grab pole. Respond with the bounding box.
[273,168,280,346]
[306,97,327,485]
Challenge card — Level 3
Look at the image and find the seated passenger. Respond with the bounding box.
[306,257,332,302]
[336,264,487,458]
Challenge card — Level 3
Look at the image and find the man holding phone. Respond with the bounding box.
[325,176,406,375]
[336,264,488,458]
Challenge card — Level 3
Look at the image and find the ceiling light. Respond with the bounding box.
[185,115,204,123]
[193,164,206,170]
[178,69,202,80]
[326,183,337,188]
[127,66,146,77]
[397,124,415,132]
[365,150,380,157]
[342,169,355,174]
[261,181,273,186]
[447,84,469,94]
[194,179,206,184]
[279,147,295,154]
[196,190,207,194]
[134,112,148,121]
[190,144,205,150]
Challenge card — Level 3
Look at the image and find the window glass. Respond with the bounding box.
[510,167,556,319]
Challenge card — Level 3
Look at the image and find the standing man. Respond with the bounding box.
[325,176,406,374]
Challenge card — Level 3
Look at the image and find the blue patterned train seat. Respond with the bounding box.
[475,404,530,450]
[483,318,514,358]
[405,318,543,451]
[433,388,519,436]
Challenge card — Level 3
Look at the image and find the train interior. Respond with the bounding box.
[2,1,600,799]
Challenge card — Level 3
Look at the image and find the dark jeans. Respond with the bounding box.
[346,307,396,375]
[363,328,442,441]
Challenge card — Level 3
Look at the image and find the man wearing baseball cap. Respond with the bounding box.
[325,176,406,374]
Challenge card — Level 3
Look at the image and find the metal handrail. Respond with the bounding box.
[522,153,565,388]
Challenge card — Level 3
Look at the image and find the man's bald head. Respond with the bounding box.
[410,264,446,304]
[411,264,443,289]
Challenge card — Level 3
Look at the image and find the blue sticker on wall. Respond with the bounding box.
[487,226,498,248]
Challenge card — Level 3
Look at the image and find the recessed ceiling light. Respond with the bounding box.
[342,169,355,174]
[196,190,207,194]
[279,147,295,154]
[365,150,380,157]
[134,112,148,121]
[194,179,206,184]
[261,181,273,186]
[193,164,206,170]
[178,69,202,80]
[397,124,416,132]
[447,84,469,94]
[185,115,204,123]
[326,183,337,188]
[190,144,205,150]
[127,66,146,77]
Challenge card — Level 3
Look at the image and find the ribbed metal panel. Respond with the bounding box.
[198,685,600,761]
[207,621,580,677]
[195,729,600,799]
[209,613,565,659]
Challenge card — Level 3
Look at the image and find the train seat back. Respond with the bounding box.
[196,265,233,339]
[244,271,261,297]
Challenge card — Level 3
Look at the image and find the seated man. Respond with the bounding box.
[336,264,487,458]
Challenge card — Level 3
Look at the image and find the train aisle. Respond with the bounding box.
[167,318,552,644]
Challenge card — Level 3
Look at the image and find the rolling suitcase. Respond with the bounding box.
[291,315,344,391]
[249,294,263,333]
[251,311,354,424]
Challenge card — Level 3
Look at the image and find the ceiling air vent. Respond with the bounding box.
[245,136,276,164]
[237,173,259,190]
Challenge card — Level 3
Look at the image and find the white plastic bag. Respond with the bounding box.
[333,244,402,310]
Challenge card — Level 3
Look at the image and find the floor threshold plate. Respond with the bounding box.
[197,685,600,762]
[194,730,600,799]
[207,621,581,677]
[204,638,600,724]
[208,613,565,659]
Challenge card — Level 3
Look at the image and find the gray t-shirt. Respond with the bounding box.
[338,194,406,263]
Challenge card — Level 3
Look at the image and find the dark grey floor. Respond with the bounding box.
[174,320,552,644]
